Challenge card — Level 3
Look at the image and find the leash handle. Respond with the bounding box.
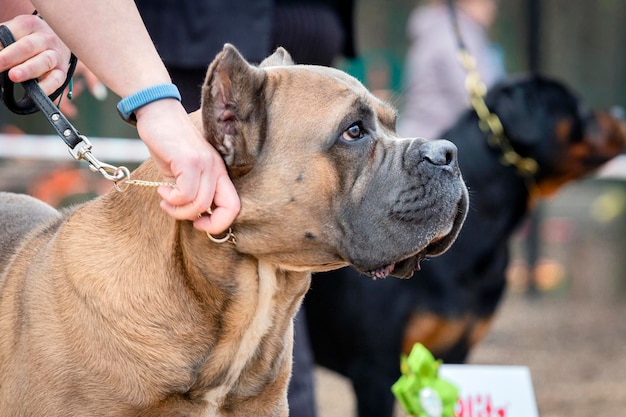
[0,24,128,183]
[0,24,82,150]
[0,25,77,115]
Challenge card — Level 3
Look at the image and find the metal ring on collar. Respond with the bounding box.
[206,228,236,244]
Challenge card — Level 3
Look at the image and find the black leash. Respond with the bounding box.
[0,24,128,182]
[446,0,468,52]
[0,25,84,148]
[0,25,77,116]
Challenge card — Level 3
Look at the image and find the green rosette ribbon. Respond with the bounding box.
[391,343,459,417]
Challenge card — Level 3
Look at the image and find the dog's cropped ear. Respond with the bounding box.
[259,47,295,68]
[201,44,267,178]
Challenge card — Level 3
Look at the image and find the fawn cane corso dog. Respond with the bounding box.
[304,74,626,417]
[0,45,468,416]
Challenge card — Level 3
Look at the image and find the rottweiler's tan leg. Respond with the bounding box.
[402,312,470,356]
[402,312,494,362]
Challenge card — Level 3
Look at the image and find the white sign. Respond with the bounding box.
[439,365,539,417]
[0,134,149,162]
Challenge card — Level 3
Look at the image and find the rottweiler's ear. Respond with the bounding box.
[201,43,267,178]
[259,47,295,68]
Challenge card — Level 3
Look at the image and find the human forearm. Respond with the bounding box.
[29,0,171,98]
[5,0,241,233]
[0,0,36,22]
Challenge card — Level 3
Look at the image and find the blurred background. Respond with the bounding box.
[323,2,626,417]
[1,1,625,416]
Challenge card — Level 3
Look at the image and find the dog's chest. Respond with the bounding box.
[200,261,289,412]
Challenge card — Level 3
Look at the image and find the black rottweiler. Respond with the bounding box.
[302,74,626,417]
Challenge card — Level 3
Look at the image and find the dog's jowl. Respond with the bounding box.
[0,44,468,416]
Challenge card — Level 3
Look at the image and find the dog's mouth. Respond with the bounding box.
[363,236,443,280]
[363,195,468,280]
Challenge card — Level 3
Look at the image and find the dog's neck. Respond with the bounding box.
[107,159,241,277]
[82,159,311,406]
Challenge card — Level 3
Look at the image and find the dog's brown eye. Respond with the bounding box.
[343,123,364,141]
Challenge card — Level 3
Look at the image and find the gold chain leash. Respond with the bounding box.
[447,0,539,191]
[111,166,176,192]
[457,49,539,181]
[124,179,177,188]
[113,171,236,245]
[114,178,177,192]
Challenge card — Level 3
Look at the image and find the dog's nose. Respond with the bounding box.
[419,140,458,167]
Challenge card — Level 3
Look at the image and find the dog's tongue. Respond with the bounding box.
[370,263,395,279]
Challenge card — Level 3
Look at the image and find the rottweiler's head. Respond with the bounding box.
[485,74,626,196]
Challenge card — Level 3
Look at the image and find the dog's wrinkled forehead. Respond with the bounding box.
[265,65,397,132]
[201,44,399,180]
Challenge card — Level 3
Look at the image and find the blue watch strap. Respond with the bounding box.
[117,83,181,123]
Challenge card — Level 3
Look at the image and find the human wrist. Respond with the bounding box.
[117,83,181,124]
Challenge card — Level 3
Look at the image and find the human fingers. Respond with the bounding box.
[158,170,210,222]
[193,174,241,235]
[133,97,240,227]
[158,148,240,230]
[156,147,221,221]
[8,50,67,94]
[0,15,70,94]
[158,149,234,222]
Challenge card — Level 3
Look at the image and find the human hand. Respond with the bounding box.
[0,14,72,96]
[135,99,241,234]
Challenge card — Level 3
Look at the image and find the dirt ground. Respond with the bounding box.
[314,178,626,417]
[314,288,626,417]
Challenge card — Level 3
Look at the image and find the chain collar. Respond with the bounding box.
[446,0,539,192]
[116,177,237,245]
[458,51,539,177]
